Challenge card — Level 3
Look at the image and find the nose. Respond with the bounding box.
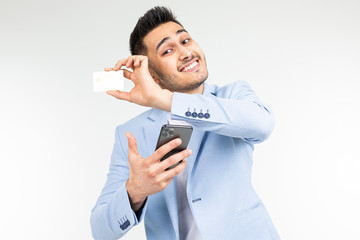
[179,45,192,61]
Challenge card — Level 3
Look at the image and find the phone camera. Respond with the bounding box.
[168,129,174,136]
[162,132,168,137]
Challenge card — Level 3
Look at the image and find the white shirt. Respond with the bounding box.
[167,113,202,240]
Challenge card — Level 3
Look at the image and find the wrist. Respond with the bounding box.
[126,180,146,206]
[152,88,173,112]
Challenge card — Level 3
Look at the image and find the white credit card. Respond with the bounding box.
[93,71,124,92]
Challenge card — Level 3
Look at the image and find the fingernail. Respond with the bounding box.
[187,149,192,155]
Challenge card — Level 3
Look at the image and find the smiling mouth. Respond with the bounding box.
[180,59,200,72]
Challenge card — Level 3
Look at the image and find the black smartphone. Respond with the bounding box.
[155,124,193,170]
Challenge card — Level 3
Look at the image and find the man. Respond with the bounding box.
[90,6,280,240]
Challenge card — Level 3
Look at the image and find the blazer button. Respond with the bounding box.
[204,113,210,119]
[185,111,191,117]
[198,112,204,118]
[192,112,197,118]
[118,217,130,230]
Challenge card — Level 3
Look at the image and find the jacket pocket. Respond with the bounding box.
[235,201,263,216]
[233,201,273,239]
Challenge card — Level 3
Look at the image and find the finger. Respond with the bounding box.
[150,138,182,163]
[114,59,128,70]
[161,177,174,189]
[123,69,132,80]
[127,55,147,68]
[159,149,192,172]
[106,90,131,102]
[105,68,126,72]
[164,177,173,184]
[123,69,139,85]
[126,56,135,68]
[139,55,148,67]
[137,56,149,75]
[125,132,139,157]
[159,158,187,180]
[134,57,140,67]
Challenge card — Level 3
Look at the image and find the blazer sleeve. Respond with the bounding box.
[171,80,275,144]
[90,126,148,240]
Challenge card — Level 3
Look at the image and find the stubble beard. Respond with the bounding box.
[149,58,209,93]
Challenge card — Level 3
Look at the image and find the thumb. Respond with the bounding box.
[139,55,148,65]
[139,56,150,74]
[125,132,139,157]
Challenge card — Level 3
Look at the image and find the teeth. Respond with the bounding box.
[183,61,198,72]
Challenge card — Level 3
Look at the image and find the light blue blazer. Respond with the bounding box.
[91,80,281,240]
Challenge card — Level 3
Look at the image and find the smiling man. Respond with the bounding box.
[145,24,208,94]
[90,6,280,240]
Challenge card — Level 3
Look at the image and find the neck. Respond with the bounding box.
[183,83,204,95]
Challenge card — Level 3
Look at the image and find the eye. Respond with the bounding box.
[163,49,172,55]
[182,38,190,44]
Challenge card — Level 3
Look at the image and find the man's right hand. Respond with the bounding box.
[125,132,192,212]
[105,56,173,112]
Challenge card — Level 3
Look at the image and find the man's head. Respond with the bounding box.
[129,6,208,94]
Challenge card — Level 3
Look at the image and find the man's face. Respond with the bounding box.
[143,21,208,94]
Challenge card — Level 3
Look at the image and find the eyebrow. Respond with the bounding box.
[155,29,188,52]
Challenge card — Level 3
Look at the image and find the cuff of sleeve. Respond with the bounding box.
[108,181,147,233]
[171,92,213,122]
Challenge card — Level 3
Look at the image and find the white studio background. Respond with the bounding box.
[0,0,359,239]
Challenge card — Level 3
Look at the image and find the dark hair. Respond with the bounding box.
[129,6,183,55]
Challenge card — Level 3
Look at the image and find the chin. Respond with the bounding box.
[159,68,208,93]
[180,77,207,93]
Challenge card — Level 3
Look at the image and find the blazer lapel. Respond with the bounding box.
[143,109,167,156]
[186,128,205,186]
[162,180,179,238]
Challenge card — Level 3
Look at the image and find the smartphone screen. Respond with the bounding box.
[155,124,193,170]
